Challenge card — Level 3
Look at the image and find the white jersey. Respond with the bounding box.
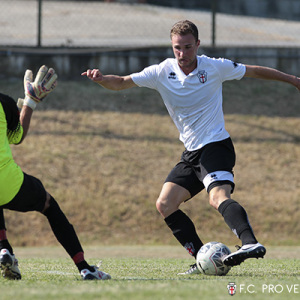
[130,55,246,151]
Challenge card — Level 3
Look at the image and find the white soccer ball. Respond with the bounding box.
[196,241,231,276]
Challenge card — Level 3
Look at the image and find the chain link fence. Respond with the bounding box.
[1,0,300,48]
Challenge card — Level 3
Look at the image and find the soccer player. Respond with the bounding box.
[82,20,300,274]
[0,66,111,280]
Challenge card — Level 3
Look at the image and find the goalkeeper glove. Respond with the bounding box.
[23,65,58,110]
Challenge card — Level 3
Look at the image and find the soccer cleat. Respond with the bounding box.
[223,243,266,267]
[177,263,200,275]
[0,249,21,280]
[81,265,111,280]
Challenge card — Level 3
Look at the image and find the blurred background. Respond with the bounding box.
[0,0,299,247]
[1,0,300,78]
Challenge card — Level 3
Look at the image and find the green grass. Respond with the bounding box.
[1,246,299,300]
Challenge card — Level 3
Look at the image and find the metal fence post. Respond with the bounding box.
[211,0,217,47]
[37,0,42,47]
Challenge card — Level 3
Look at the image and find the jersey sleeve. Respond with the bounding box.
[212,58,246,82]
[130,64,160,89]
[7,122,23,144]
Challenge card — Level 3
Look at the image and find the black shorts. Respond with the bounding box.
[1,172,47,212]
[165,138,236,198]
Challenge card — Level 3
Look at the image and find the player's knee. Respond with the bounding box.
[209,189,226,209]
[41,193,58,215]
[209,195,219,209]
[156,196,178,218]
[156,196,167,216]
[208,186,231,210]
[41,192,51,213]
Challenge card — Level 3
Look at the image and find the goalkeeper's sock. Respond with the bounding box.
[0,229,13,255]
[218,199,257,245]
[72,252,94,272]
[164,210,203,258]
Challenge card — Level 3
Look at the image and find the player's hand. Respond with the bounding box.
[81,69,104,82]
[23,65,58,110]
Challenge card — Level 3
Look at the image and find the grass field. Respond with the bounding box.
[0,245,299,300]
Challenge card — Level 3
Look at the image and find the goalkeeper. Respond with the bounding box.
[0,66,110,280]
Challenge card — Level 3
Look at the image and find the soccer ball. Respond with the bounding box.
[196,241,231,276]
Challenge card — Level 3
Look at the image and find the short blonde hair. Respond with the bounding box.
[170,20,199,42]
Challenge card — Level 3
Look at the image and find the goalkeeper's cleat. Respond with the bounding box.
[177,263,200,275]
[81,265,111,280]
[0,249,21,280]
[223,243,266,267]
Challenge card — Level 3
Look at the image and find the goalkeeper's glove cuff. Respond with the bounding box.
[17,98,24,111]
[23,97,37,110]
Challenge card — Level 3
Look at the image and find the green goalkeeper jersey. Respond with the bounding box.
[0,94,24,206]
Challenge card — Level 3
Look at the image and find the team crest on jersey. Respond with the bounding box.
[197,70,207,83]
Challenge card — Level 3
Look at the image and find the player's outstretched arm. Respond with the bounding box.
[81,69,137,91]
[244,65,300,92]
[17,65,58,143]
[18,105,33,144]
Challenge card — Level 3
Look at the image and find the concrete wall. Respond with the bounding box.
[147,0,300,21]
[1,46,300,80]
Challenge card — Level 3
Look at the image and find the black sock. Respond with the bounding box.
[76,260,94,272]
[43,197,84,259]
[218,199,257,245]
[0,240,13,255]
[164,210,203,258]
[72,252,94,272]
[0,211,13,254]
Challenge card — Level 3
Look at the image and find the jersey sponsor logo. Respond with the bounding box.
[210,173,218,180]
[197,70,207,83]
[168,71,176,79]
